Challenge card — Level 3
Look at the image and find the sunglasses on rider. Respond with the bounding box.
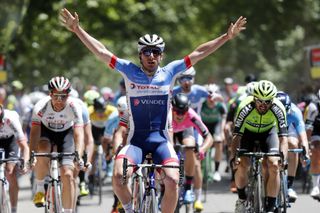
[178,76,194,83]
[52,93,68,101]
[141,48,162,57]
[173,108,188,116]
[255,98,272,105]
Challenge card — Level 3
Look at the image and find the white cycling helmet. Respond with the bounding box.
[245,81,257,96]
[180,67,196,77]
[48,76,71,93]
[137,34,165,52]
[29,91,47,105]
[205,84,220,94]
[117,96,127,112]
[69,88,79,98]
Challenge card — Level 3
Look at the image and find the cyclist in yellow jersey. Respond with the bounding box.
[88,97,117,184]
[231,80,288,213]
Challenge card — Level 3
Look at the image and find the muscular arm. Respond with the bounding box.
[84,123,94,163]
[188,16,246,65]
[200,133,214,153]
[74,126,84,157]
[18,138,30,162]
[29,124,41,152]
[113,125,127,155]
[279,136,288,161]
[60,8,113,65]
[231,134,242,158]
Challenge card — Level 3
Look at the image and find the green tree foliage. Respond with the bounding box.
[3,0,320,96]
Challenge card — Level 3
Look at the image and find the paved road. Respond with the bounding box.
[17,167,319,213]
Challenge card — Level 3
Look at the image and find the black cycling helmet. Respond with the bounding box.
[303,93,318,105]
[245,73,257,84]
[276,91,291,111]
[172,93,190,113]
[93,97,107,112]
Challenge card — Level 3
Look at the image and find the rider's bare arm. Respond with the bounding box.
[74,126,85,157]
[60,8,113,65]
[188,16,246,65]
[29,124,41,153]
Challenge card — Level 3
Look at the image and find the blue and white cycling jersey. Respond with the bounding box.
[287,102,306,137]
[104,110,119,138]
[109,55,191,147]
[173,84,208,114]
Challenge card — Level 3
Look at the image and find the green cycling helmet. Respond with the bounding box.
[83,89,100,106]
[253,80,277,100]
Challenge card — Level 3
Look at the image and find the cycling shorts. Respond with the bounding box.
[116,141,178,165]
[92,125,105,145]
[0,135,19,161]
[240,127,279,153]
[205,121,223,142]
[40,123,75,166]
[173,127,194,144]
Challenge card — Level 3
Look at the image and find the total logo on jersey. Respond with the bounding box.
[133,98,166,106]
[129,83,169,96]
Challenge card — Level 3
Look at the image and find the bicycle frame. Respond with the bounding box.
[31,151,76,213]
[123,156,183,213]
[237,149,280,213]
[0,149,23,213]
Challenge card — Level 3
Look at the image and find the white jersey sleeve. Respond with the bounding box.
[0,109,26,141]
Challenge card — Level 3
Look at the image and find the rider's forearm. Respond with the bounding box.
[84,124,94,163]
[29,125,40,152]
[279,136,288,160]
[231,135,241,157]
[189,33,230,65]
[74,127,84,156]
[19,139,30,161]
[73,25,112,63]
[298,131,310,155]
[201,134,214,153]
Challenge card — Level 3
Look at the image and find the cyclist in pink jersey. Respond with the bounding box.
[172,93,213,210]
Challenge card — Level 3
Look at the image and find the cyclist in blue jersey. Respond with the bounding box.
[60,8,246,213]
[276,91,310,202]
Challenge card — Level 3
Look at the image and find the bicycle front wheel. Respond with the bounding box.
[253,174,264,213]
[97,152,103,205]
[53,181,64,213]
[0,183,11,213]
[277,171,288,213]
[141,189,158,213]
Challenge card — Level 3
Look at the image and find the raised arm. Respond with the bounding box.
[60,8,113,65]
[188,16,247,65]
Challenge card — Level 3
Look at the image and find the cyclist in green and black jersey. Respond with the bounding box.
[231,80,288,213]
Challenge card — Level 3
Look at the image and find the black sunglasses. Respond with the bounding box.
[141,48,162,57]
[255,98,272,105]
[173,108,188,115]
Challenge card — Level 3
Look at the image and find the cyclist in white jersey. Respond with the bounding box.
[30,76,84,213]
[60,8,246,213]
[0,105,29,213]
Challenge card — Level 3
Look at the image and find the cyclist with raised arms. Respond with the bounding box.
[60,8,246,213]
[276,91,310,202]
[0,104,29,213]
[231,80,288,213]
[30,76,84,213]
